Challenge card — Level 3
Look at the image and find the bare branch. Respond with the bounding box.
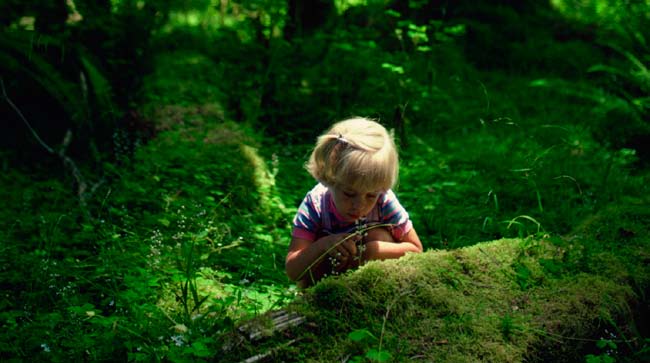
[1,78,54,154]
[1,77,104,218]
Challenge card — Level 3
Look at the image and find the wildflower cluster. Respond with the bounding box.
[326,218,370,276]
[147,228,164,268]
[353,218,369,263]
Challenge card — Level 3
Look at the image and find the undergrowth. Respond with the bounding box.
[2,1,650,362]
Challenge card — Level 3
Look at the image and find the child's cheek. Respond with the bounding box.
[362,200,375,215]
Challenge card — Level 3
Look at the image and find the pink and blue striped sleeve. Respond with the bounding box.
[291,191,320,241]
[380,190,413,240]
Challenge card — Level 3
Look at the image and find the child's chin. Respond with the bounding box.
[346,214,361,222]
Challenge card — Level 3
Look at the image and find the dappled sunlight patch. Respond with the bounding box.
[138,50,228,112]
[240,144,289,219]
[155,266,294,331]
[152,103,226,132]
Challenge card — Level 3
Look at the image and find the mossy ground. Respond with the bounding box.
[227,202,650,362]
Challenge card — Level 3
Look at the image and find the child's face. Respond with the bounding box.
[331,184,382,222]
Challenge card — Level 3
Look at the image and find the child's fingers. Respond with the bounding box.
[340,238,358,257]
[327,245,350,272]
[327,234,359,261]
[334,256,351,272]
[328,243,349,259]
[349,233,362,243]
[335,244,349,258]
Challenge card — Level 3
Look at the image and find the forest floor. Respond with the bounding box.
[2,8,650,362]
[130,35,650,361]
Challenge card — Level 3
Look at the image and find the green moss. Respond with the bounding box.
[228,202,649,362]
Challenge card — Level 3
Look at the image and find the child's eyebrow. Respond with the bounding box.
[342,187,381,195]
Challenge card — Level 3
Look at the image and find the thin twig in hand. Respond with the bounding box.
[297,223,394,282]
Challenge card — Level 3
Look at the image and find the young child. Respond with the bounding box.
[285,117,423,287]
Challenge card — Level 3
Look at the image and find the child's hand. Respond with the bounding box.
[323,233,361,272]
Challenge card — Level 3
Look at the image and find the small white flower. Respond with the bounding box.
[171,335,185,347]
[41,343,50,352]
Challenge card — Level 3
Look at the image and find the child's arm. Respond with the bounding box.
[363,228,423,261]
[285,233,361,285]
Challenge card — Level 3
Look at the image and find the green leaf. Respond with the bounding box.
[79,53,116,116]
[529,79,549,87]
[444,24,466,35]
[607,341,617,350]
[348,328,376,342]
[366,348,392,362]
[385,9,401,18]
[381,63,404,75]
[147,277,159,287]
[190,341,212,357]
[68,303,95,315]
[335,43,355,51]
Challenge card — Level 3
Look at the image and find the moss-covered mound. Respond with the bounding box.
[110,48,292,310]
[228,201,650,362]
[119,49,286,233]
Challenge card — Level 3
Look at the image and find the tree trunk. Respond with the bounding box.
[284,0,335,40]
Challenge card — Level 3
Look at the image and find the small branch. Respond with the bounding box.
[1,79,54,154]
[530,326,639,344]
[378,289,412,354]
[478,247,501,266]
[238,338,300,363]
[1,77,103,218]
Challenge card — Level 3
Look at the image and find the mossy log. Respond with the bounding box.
[229,202,650,362]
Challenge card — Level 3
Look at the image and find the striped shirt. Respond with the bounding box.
[292,183,413,241]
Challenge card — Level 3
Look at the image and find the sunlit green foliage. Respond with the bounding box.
[1,0,649,361]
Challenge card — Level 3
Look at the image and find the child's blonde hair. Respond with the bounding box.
[306,117,398,192]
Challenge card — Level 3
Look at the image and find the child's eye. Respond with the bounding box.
[343,191,356,198]
[366,193,378,199]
